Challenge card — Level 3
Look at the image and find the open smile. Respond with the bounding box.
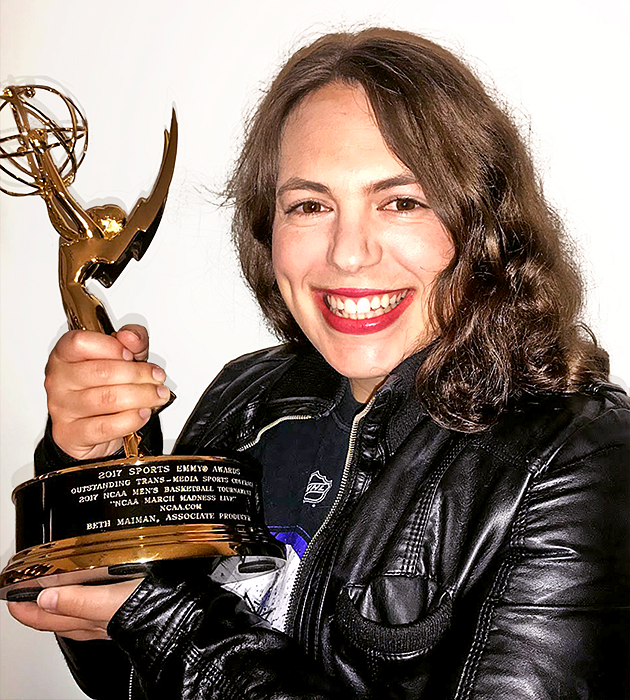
[315,288,414,335]
[324,290,409,319]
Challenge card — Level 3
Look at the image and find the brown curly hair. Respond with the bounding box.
[225,27,609,432]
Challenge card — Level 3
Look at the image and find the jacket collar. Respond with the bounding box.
[377,348,432,454]
[256,343,431,458]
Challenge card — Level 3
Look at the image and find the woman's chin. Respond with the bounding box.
[318,348,396,388]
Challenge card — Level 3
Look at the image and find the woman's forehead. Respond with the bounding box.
[277,83,407,183]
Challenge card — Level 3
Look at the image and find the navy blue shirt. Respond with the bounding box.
[246,382,362,558]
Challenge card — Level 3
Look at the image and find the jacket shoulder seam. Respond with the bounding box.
[527,404,630,476]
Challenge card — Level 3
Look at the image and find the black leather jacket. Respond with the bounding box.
[48,345,630,699]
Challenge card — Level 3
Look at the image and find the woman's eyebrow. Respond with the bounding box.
[276,178,330,198]
[368,172,419,193]
[276,172,420,198]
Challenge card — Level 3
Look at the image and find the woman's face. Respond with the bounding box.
[272,83,454,401]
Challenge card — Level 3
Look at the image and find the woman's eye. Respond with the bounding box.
[386,197,427,212]
[287,200,325,215]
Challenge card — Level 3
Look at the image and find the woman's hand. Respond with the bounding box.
[7,581,142,641]
[45,324,170,460]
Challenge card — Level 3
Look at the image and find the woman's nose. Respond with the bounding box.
[327,210,382,273]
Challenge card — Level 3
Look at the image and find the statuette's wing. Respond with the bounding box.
[92,110,178,288]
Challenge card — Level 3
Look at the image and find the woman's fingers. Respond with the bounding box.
[7,580,142,641]
[38,581,141,622]
[115,324,150,362]
[55,381,170,418]
[48,381,169,459]
[47,330,133,365]
[46,326,153,381]
[49,380,169,458]
[43,326,168,459]
[7,601,109,638]
[52,408,150,458]
[48,358,165,394]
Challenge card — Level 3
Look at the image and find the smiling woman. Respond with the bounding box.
[272,83,454,401]
[228,28,610,431]
[8,26,630,700]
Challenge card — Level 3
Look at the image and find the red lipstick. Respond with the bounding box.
[315,289,414,335]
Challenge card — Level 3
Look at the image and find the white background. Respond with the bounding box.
[1,1,628,697]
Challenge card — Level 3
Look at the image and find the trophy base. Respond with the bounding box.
[0,452,285,600]
[0,523,285,600]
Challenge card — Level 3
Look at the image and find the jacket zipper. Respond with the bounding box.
[283,396,376,637]
[237,414,314,452]
[125,397,376,694]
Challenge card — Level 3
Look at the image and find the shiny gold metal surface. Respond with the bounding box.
[0,86,284,598]
[1,86,174,335]
[1,84,177,459]
[1,523,283,595]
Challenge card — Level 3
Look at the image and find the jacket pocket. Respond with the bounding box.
[333,586,452,657]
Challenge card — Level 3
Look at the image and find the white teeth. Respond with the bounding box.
[325,290,409,320]
[356,297,371,314]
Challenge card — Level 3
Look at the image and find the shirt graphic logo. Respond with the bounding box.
[303,471,333,504]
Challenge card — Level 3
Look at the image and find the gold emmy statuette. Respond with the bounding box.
[0,85,284,600]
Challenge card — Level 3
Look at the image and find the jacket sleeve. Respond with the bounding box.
[32,415,163,700]
[454,407,630,700]
[108,566,338,699]
[55,637,138,700]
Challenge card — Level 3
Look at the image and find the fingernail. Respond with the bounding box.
[139,408,151,421]
[157,385,170,399]
[37,589,58,613]
[122,349,134,361]
[152,367,166,382]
